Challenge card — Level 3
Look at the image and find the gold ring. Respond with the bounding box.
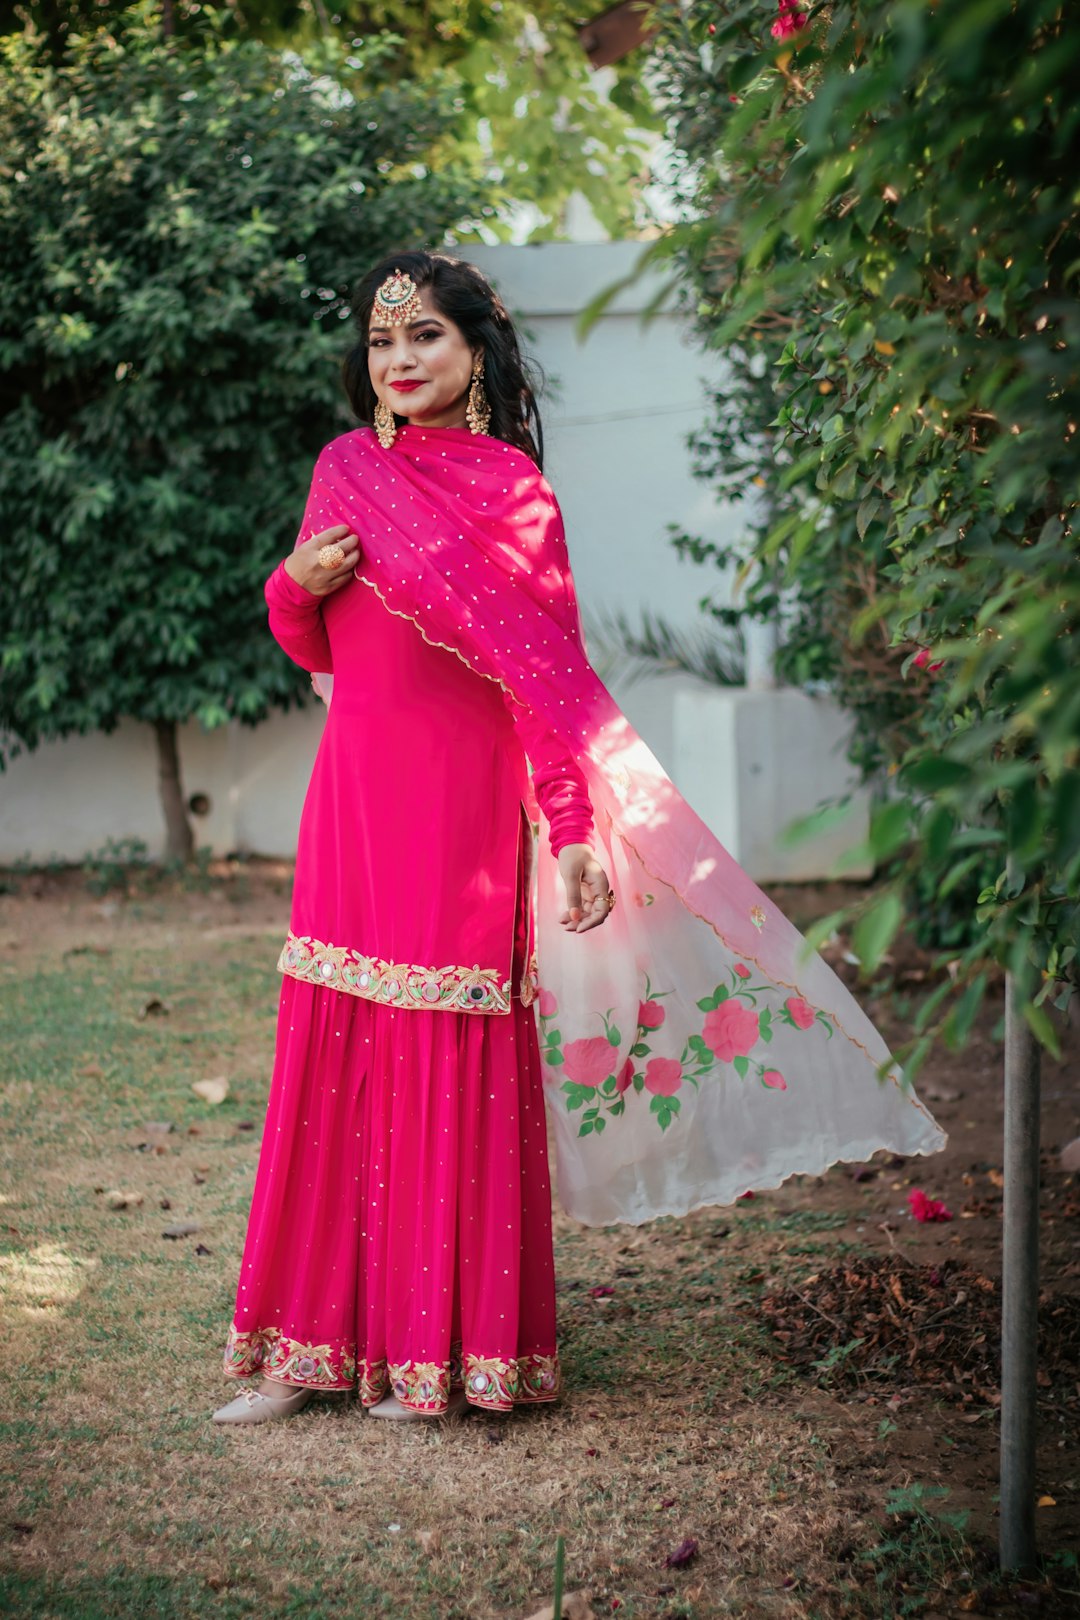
[605,889,616,912]
[317,543,345,570]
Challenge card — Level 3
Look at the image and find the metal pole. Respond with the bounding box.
[999,968,1041,1573]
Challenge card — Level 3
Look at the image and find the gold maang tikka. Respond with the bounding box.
[372,268,424,327]
[371,271,423,450]
[466,354,491,436]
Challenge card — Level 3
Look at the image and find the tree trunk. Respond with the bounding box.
[999,969,1041,1573]
[162,0,175,37]
[153,719,194,864]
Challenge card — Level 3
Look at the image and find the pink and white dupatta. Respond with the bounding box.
[296,424,945,1226]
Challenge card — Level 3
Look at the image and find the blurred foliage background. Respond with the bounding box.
[0,7,486,854]
[0,0,659,236]
[0,1,657,855]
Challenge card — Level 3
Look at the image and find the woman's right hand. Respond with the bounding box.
[284,524,362,597]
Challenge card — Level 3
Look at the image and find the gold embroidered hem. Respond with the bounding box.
[224,1323,559,1411]
[379,1349,560,1413]
[277,931,519,1016]
[224,1324,355,1388]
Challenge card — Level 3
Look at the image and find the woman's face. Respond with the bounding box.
[367,284,477,429]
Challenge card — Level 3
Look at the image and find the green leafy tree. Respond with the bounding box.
[641,0,1079,1053]
[2,0,659,236]
[0,6,482,856]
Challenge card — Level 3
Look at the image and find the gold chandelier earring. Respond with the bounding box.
[466,355,491,436]
[374,398,397,450]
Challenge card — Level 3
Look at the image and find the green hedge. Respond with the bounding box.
[645,0,1079,1062]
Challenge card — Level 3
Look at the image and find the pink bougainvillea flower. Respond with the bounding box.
[912,646,946,674]
[762,1069,787,1090]
[638,999,666,1030]
[589,1284,615,1299]
[907,1188,953,1223]
[702,1000,761,1062]
[770,0,807,40]
[644,1057,683,1097]
[616,1057,634,1095]
[784,995,816,1030]
[537,987,558,1018]
[733,963,752,979]
[737,1190,756,1200]
[562,1036,615,1087]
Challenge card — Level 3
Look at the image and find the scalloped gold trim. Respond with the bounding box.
[278,930,514,1015]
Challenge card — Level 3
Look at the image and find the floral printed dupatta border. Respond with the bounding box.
[297,425,946,1226]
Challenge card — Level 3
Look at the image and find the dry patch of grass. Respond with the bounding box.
[0,883,1075,1619]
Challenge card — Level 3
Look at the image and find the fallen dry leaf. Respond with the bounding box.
[520,1593,594,1620]
[77,1063,104,1079]
[415,1529,441,1554]
[192,1076,229,1106]
[105,1189,144,1211]
[162,1222,201,1240]
[665,1537,699,1569]
[137,996,170,1019]
[194,1243,213,1256]
[1037,1494,1056,1507]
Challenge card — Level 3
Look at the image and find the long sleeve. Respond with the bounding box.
[265,446,342,673]
[264,559,333,673]
[506,692,594,857]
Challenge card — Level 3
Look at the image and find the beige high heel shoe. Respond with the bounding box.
[212,1383,313,1425]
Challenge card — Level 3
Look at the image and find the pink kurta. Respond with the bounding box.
[221,539,594,1413]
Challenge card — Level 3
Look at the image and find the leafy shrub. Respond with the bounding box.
[643,0,1079,1055]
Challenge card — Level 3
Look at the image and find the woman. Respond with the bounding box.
[214,251,945,1426]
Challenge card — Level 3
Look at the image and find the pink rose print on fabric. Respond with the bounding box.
[644,1057,682,1097]
[562,1036,615,1087]
[785,996,815,1030]
[616,1058,634,1095]
[702,1001,760,1063]
[638,999,665,1029]
[734,964,752,980]
[538,988,558,1018]
[762,1069,787,1091]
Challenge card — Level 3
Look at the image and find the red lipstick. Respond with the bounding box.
[390,380,426,392]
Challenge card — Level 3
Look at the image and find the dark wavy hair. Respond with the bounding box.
[342,250,544,469]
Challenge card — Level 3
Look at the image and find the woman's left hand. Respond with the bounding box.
[557,843,614,933]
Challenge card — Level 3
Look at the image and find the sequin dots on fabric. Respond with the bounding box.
[223,976,559,1414]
